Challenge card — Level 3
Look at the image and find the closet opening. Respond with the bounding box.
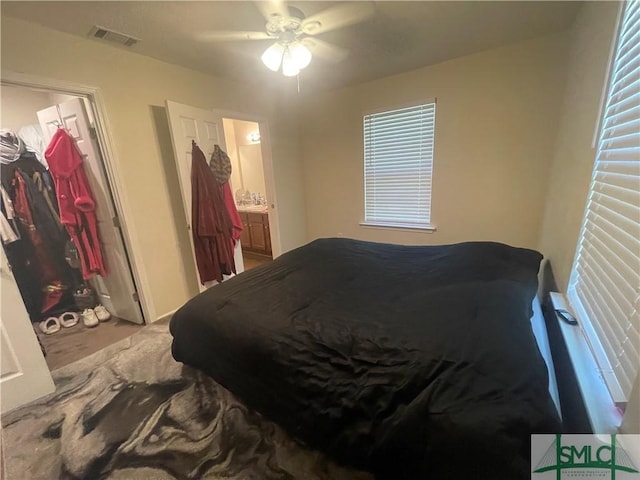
[1,83,144,373]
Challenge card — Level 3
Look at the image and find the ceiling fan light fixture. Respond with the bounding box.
[281,46,300,77]
[261,42,285,71]
[289,42,312,70]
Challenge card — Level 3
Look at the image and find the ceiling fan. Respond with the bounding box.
[198,1,375,77]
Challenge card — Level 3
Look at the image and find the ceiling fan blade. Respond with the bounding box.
[195,31,272,42]
[301,2,375,35]
[302,37,349,63]
[255,0,289,22]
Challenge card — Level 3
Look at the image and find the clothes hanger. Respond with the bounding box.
[53,105,68,131]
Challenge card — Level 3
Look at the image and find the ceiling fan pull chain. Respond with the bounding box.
[297,73,300,94]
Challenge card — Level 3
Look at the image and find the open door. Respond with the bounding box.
[165,100,244,291]
[1,249,55,413]
[37,99,143,324]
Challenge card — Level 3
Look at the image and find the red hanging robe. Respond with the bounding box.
[44,129,106,279]
[221,181,243,243]
[191,142,235,284]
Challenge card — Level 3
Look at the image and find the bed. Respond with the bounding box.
[170,238,561,479]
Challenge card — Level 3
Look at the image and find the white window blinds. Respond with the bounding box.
[363,102,435,229]
[568,0,640,404]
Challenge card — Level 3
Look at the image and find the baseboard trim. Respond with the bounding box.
[155,308,178,324]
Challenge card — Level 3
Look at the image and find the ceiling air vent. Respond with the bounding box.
[89,25,139,47]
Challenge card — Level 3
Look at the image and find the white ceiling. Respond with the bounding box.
[2,1,582,93]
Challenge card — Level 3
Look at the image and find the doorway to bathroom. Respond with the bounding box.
[222,118,273,270]
[164,101,282,287]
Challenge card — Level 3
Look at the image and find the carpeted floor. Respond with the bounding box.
[1,320,372,480]
[36,316,143,371]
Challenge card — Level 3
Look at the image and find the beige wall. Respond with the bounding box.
[267,106,306,253]
[0,85,53,131]
[300,33,570,251]
[222,118,268,202]
[222,118,242,194]
[233,119,260,148]
[235,119,266,200]
[538,1,620,290]
[238,145,266,198]
[1,16,307,320]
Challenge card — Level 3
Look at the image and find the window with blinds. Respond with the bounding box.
[363,102,436,229]
[567,0,640,405]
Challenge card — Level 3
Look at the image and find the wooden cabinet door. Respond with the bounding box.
[248,213,267,252]
[239,212,251,249]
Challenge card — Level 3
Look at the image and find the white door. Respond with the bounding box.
[165,100,244,292]
[1,249,55,413]
[37,99,143,324]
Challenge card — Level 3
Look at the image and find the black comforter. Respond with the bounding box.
[170,238,560,479]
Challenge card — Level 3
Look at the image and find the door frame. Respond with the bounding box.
[215,109,282,258]
[1,71,152,322]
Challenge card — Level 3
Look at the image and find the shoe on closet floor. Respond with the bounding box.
[82,309,99,328]
[39,317,61,335]
[94,305,111,322]
[59,311,79,328]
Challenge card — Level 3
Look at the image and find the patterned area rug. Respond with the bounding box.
[1,320,372,480]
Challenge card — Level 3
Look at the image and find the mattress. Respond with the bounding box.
[170,238,561,479]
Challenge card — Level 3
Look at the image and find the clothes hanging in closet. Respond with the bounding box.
[45,128,107,279]
[1,133,77,320]
[1,186,19,244]
[0,130,25,164]
[18,124,48,166]
[12,172,66,312]
[0,209,18,244]
[191,141,236,284]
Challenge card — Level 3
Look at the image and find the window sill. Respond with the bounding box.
[531,298,562,417]
[549,292,623,433]
[359,222,437,233]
